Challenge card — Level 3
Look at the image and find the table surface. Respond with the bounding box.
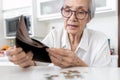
[0,66,120,80]
[0,55,118,67]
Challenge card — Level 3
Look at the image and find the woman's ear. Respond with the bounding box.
[87,15,91,23]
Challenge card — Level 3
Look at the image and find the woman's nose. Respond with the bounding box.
[69,12,78,22]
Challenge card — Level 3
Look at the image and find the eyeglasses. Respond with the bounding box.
[61,7,89,20]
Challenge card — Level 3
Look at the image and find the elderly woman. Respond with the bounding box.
[7,0,111,68]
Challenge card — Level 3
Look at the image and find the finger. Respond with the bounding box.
[47,48,63,57]
[46,48,54,56]
[15,51,33,64]
[11,51,26,61]
[13,51,33,65]
[48,49,62,59]
[6,47,14,56]
[59,55,73,65]
[56,56,73,68]
[51,53,63,61]
[50,56,63,67]
[27,51,33,60]
[13,55,28,65]
[50,55,70,68]
[48,48,74,65]
[60,61,71,68]
[19,59,32,68]
[7,47,23,56]
[48,48,72,57]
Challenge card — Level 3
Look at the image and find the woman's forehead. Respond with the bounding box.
[63,0,90,9]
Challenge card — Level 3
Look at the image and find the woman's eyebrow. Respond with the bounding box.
[63,5,71,8]
[64,5,84,9]
[77,6,88,11]
[63,5,87,11]
[77,6,84,9]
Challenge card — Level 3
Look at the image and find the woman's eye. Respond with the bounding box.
[65,9,71,12]
[78,12,85,14]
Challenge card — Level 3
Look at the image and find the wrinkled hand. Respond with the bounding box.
[47,48,88,68]
[6,47,35,68]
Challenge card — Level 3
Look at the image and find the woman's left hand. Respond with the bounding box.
[47,48,88,68]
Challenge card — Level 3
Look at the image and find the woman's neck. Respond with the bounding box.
[68,32,83,52]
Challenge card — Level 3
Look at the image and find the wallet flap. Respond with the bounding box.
[15,15,51,63]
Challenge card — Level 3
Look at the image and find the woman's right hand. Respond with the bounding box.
[6,47,35,68]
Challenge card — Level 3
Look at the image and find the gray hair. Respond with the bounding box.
[59,0,96,19]
[89,0,96,19]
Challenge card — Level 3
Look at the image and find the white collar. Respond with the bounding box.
[78,29,88,52]
[62,29,71,49]
[62,29,88,52]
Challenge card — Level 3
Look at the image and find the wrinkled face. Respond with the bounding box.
[61,0,90,35]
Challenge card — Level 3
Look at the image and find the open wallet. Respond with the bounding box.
[15,15,51,63]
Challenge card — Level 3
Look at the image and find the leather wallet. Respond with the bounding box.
[15,15,51,63]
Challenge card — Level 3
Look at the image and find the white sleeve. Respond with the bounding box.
[91,37,112,67]
[42,31,54,48]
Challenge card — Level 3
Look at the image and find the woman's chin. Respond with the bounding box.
[66,29,77,35]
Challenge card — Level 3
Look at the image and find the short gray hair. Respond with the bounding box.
[59,0,96,19]
[89,0,96,19]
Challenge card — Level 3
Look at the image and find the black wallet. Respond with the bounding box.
[15,15,51,63]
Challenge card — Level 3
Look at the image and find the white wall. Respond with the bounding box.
[0,0,8,49]
[0,0,33,48]
[88,12,118,54]
[3,0,32,10]
[32,0,49,38]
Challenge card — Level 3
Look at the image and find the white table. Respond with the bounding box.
[0,66,120,80]
[0,55,118,66]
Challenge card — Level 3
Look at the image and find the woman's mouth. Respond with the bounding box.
[67,24,78,30]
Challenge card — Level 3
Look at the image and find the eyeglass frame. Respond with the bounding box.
[61,7,90,20]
